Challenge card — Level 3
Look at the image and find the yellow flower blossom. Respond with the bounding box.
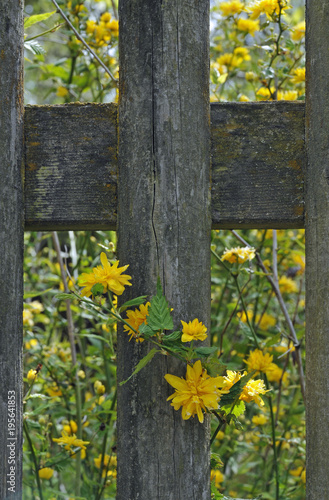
[289,465,304,477]
[94,453,117,478]
[217,53,241,68]
[222,246,256,264]
[29,301,44,313]
[279,275,298,293]
[164,360,225,423]
[252,413,268,425]
[25,338,38,350]
[266,363,289,384]
[77,369,86,379]
[245,71,256,81]
[291,67,305,84]
[181,318,208,342]
[239,94,250,101]
[211,469,224,487]
[248,0,289,20]
[63,420,78,436]
[240,378,268,407]
[100,12,111,23]
[219,0,244,16]
[27,369,38,382]
[38,468,54,479]
[46,384,62,397]
[86,19,97,34]
[56,86,69,98]
[291,21,305,42]
[236,18,260,36]
[234,46,251,61]
[94,380,106,395]
[257,312,276,330]
[256,86,274,99]
[123,302,150,342]
[53,432,89,452]
[244,349,273,372]
[78,252,131,297]
[23,309,34,327]
[277,89,298,101]
[220,370,268,407]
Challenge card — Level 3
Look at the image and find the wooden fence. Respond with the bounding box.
[0,0,327,499]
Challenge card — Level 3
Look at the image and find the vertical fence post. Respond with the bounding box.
[0,1,24,499]
[117,1,211,498]
[305,1,329,498]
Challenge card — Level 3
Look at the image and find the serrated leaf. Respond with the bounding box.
[138,323,156,339]
[220,400,246,418]
[146,278,173,331]
[119,348,160,386]
[24,40,46,55]
[211,453,224,468]
[56,293,74,301]
[24,11,56,29]
[162,330,182,343]
[194,346,218,357]
[91,283,104,296]
[119,296,148,312]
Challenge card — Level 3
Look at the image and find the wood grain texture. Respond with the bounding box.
[305,2,329,498]
[24,103,117,230]
[0,0,24,498]
[211,101,305,228]
[24,101,305,230]
[116,1,211,499]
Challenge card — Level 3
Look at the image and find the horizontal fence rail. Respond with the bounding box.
[24,101,305,231]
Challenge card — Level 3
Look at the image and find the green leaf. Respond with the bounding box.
[162,330,182,343]
[220,400,246,418]
[24,40,46,55]
[25,393,51,400]
[211,453,224,469]
[119,348,160,386]
[119,296,148,312]
[24,11,56,29]
[56,293,74,301]
[194,346,219,357]
[24,287,53,299]
[91,283,104,296]
[138,323,156,339]
[146,278,174,331]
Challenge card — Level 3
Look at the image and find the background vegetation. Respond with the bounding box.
[23,1,305,498]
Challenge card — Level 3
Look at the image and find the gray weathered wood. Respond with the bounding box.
[305,2,329,498]
[0,1,24,498]
[24,101,305,230]
[116,1,211,498]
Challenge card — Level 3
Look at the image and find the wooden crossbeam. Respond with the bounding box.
[24,101,304,231]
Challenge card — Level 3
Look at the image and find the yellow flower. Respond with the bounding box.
[219,0,244,16]
[38,468,54,480]
[279,275,298,294]
[257,312,276,330]
[211,469,224,487]
[289,465,304,477]
[292,253,305,274]
[252,413,268,425]
[266,363,289,384]
[25,338,38,349]
[239,94,250,102]
[240,378,268,407]
[23,309,34,326]
[244,349,273,372]
[77,370,86,379]
[94,454,117,477]
[164,360,225,423]
[181,318,207,342]
[123,302,150,342]
[291,21,305,42]
[46,384,62,397]
[63,420,78,436]
[29,301,44,313]
[291,67,305,84]
[27,369,37,382]
[236,18,260,36]
[56,86,69,98]
[256,86,274,99]
[86,19,97,34]
[234,46,251,61]
[277,90,298,101]
[217,53,241,69]
[53,432,89,452]
[100,12,111,22]
[107,19,119,36]
[78,252,131,297]
[248,0,289,20]
[245,71,256,81]
[94,380,106,395]
[222,246,256,264]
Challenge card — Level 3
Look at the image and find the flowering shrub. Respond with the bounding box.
[23,0,305,498]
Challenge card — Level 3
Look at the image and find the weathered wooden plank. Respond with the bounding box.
[0,0,24,498]
[116,1,211,499]
[211,101,305,229]
[24,101,305,230]
[305,2,329,498]
[24,103,117,230]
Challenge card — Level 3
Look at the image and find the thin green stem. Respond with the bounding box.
[23,420,44,500]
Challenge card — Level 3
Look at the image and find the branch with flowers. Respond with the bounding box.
[56,251,270,436]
